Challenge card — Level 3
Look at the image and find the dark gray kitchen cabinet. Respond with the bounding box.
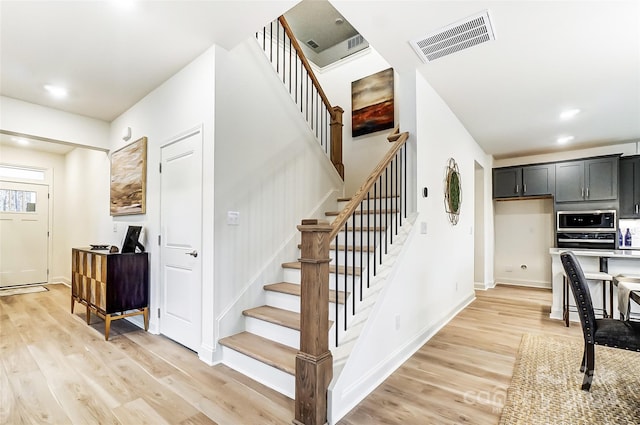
[619,156,640,218]
[493,164,555,198]
[555,157,618,202]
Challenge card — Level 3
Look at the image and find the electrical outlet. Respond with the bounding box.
[395,314,401,330]
[112,223,118,233]
[420,222,427,234]
[506,265,513,272]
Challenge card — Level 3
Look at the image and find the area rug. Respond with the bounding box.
[499,334,640,425]
[0,285,48,297]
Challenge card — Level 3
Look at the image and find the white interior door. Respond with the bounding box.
[160,128,203,351]
[0,181,49,287]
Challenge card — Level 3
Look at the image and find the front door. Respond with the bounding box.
[0,181,49,287]
[160,128,203,351]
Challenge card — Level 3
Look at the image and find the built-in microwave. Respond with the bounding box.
[557,210,617,232]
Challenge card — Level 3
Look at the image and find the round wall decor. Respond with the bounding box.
[444,158,461,225]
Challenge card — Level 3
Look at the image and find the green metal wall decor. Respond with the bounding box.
[444,158,461,225]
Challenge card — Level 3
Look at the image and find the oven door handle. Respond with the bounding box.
[557,238,613,243]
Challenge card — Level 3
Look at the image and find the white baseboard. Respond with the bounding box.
[495,279,551,289]
[51,276,71,286]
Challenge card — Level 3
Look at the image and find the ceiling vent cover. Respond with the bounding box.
[347,34,365,50]
[306,39,319,49]
[409,10,496,63]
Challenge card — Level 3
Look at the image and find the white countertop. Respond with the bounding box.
[549,248,640,258]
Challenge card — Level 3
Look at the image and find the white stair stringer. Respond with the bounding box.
[329,214,417,378]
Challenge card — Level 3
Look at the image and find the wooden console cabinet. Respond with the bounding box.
[71,247,149,340]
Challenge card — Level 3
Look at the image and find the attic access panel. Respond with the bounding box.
[410,10,496,63]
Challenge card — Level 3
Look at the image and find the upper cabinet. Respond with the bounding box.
[555,156,618,202]
[619,156,640,218]
[493,164,555,199]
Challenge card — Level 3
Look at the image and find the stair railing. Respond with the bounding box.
[295,126,409,425]
[256,16,344,179]
[327,126,409,346]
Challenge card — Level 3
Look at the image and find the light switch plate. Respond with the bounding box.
[227,211,240,225]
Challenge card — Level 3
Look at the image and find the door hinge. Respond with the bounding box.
[47,231,50,237]
[157,308,161,318]
[159,163,162,173]
[47,193,50,199]
[158,235,161,245]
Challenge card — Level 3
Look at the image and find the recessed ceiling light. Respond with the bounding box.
[11,137,29,146]
[44,84,68,98]
[113,0,136,10]
[560,109,581,120]
[557,136,575,144]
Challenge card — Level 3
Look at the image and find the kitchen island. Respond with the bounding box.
[549,248,640,323]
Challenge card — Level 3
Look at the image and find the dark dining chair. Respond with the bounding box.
[560,251,640,390]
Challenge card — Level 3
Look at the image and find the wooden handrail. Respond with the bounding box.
[278,16,334,115]
[329,126,409,240]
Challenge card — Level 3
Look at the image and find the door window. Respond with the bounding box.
[0,189,37,212]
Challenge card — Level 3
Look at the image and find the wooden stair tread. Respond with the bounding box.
[325,209,398,216]
[219,332,296,375]
[282,261,361,276]
[264,282,347,304]
[243,306,301,330]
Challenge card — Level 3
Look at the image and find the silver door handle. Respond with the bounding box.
[523,184,527,193]
[515,184,519,194]
[581,188,584,198]
[586,187,589,198]
[185,250,198,258]
[636,204,639,214]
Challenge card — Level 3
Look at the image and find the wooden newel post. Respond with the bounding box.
[330,106,344,180]
[294,219,333,425]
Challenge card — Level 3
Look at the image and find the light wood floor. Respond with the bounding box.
[0,283,581,424]
[339,284,582,424]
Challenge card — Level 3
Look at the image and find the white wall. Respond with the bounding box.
[109,46,217,360]
[315,48,397,196]
[0,145,69,282]
[329,70,495,422]
[213,38,343,353]
[494,198,554,288]
[64,147,112,262]
[0,96,110,150]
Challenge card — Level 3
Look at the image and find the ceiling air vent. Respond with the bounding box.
[347,34,365,50]
[306,39,319,49]
[409,10,496,63]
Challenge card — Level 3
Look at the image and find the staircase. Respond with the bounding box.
[221,15,411,424]
[218,196,391,398]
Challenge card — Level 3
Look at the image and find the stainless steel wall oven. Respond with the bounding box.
[556,210,617,249]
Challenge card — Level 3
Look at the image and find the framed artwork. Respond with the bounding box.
[351,68,394,137]
[110,136,147,216]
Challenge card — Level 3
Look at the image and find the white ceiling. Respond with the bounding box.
[1,0,639,159]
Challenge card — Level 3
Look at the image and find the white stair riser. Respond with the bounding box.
[264,290,341,319]
[265,290,301,313]
[334,231,385,246]
[328,249,370,267]
[221,346,295,399]
[283,267,362,290]
[327,212,399,227]
[244,316,300,349]
[337,197,401,210]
